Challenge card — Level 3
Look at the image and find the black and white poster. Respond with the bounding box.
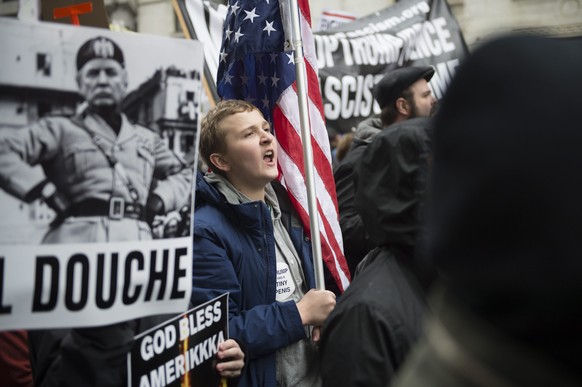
[127,293,229,387]
[0,17,204,331]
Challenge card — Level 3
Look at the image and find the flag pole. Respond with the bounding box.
[286,0,325,290]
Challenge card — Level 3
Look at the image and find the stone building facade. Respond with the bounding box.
[1,0,580,46]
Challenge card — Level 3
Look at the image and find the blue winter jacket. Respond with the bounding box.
[192,173,317,387]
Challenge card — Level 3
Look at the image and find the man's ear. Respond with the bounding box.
[209,153,230,173]
[396,97,410,116]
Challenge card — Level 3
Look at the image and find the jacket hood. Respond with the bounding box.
[195,171,226,207]
[195,172,248,224]
[351,116,383,148]
[202,171,281,216]
[354,117,432,250]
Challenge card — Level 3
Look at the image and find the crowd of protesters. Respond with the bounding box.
[322,33,582,387]
[2,32,582,387]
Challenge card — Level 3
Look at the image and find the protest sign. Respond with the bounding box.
[318,9,356,32]
[315,0,469,135]
[41,0,110,27]
[127,293,229,387]
[0,18,203,331]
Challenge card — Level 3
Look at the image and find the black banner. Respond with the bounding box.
[128,294,229,387]
[314,0,469,136]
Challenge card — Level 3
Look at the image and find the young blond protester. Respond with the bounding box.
[191,100,337,387]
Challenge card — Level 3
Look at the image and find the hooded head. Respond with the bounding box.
[354,117,432,257]
[430,34,582,371]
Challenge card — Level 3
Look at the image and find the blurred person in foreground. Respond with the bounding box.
[319,116,434,387]
[392,34,582,387]
[192,99,337,387]
[334,66,437,275]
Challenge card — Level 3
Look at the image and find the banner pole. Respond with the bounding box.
[172,0,218,107]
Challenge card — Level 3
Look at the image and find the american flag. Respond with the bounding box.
[217,0,350,292]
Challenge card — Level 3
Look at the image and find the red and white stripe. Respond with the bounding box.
[274,0,350,292]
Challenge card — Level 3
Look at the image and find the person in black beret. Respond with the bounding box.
[320,66,438,387]
[373,66,436,127]
[391,34,582,387]
[0,34,192,242]
[333,66,437,276]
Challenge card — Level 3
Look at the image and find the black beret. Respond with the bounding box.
[373,66,435,110]
[76,36,125,71]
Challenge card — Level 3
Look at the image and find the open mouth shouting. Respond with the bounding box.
[264,149,276,165]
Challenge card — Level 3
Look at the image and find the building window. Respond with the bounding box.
[36,53,51,76]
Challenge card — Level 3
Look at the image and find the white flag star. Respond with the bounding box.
[230,1,240,15]
[286,52,294,64]
[224,73,234,85]
[241,75,250,85]
[269,53,278,63]
[263,20,277,36]
[220,50,229,63]
[225,26,233,40]
[244,8,260,23]
[258,73,268,85]
[234,27,244,43]
[271,72,280,87]
[261,96,270,108]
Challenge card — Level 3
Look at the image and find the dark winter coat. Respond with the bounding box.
[320,117,433,387]
[332,117,382,275]
[191,173,322,387]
